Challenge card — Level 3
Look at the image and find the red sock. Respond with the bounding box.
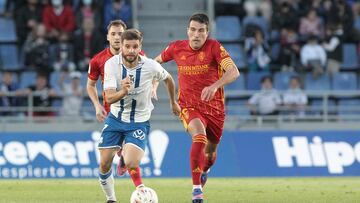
[190,134,207,185]
[128,167,143,187]
[203,152,217,173]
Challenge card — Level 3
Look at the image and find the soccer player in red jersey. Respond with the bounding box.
[87,20,145,203]
[155,13,240,203]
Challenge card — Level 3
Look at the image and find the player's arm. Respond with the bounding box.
[104,77,131,104]
[154,54,163,64]
[163,74,180,116]
[201,42,240,101]
[201,64,239,102]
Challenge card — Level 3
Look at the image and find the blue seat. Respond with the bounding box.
[0,18,17,42]
[273,71,297,90]
[215,16,241,41]
[341,43,359,70]
[226,99,250,116]
[354,16,360,32]
[242,16,269,39]
[223,44,246,68]
[338,99,360,116]
[246,71,270,90]
[0,0,5,13]
[304,73,331,90]
[0,45,20,70]
[20,71,37,88]
[332,72,358,90]
[310,99,336,116]
[225,73,245,91]
[270,43,280,61]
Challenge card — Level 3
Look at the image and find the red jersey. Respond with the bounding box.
[161,39,233,116]
[88,48,145,113]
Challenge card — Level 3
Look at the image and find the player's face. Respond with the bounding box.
[187,20,209,50]
[121,39,141,63]
[107,25,125,51]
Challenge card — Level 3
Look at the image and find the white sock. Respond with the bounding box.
[99,169,116,201]
[193,185,202,190]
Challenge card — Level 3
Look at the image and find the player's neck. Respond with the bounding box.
[109,46,120,55]
[122,56,139,69]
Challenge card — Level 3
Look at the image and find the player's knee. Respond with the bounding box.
[99,160,112,173]
[124,158,140,169]
[205,152,216,161]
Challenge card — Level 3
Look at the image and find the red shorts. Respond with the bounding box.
[180,107,225,144]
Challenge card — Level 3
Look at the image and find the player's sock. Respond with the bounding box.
[99,169,116,201]
[128,167,143,187]
[203,151,217,173]
[190,134,207,185]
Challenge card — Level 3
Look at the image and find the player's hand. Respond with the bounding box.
[170,101,181,116]
[120,76,131,94]
[201,84,218,102]
[95,104,107,122]
[151,88,158,101]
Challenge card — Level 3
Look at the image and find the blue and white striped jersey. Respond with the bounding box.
[103,55,169,122]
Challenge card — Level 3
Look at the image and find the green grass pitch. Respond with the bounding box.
[0,177,359,203]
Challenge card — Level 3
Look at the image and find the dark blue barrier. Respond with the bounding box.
[0,130,359,178]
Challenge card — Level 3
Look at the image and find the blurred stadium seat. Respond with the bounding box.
[226,99,250,116]
[0,44,21,70]
[215,16,241,42]
[246,71,270,90]
[223,44,246,68]
[20,71,37,88]
[0,18,17,42]
[331,72,358,90]
[242,16,268,38]
[310,99,336,116]
[341,43,359,70]
[225,73,245,91]
[273,71,297,90]
[338,99,360,117]
[304,73,331,91]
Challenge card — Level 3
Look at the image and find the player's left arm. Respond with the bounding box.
[201,41,240,101]
[201,64,239,102]
[154,61,180,116]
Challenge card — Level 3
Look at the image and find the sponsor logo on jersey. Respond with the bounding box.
[133,129,146,140]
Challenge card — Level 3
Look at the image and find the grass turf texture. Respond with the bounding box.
[0,178,359,203]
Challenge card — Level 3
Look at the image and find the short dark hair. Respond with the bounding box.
[121,29,143,43]
[188,13,210,30]
[261,76,272,84]
[107,19,127,32]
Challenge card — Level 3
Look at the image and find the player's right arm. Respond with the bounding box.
[103,59,131,104]
[87,58,106,122]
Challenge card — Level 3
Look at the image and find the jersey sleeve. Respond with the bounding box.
[153,61,169,81]
[103,59,117,90]
[211,40,235,71]
[161,42,175,63]
[88,57,100,81]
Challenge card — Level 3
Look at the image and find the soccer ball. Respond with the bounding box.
[130,187,158,203]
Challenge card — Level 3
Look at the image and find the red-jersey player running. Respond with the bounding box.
[155,13,239,203]
[87,20,144,203]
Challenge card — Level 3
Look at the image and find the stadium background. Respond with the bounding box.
[0,0,360,202]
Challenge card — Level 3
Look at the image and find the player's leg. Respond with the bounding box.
[187,118,207,203]
[181,108,208,203]
[201,116,224,188]
[98,114,124,203]
[116,145,127,176]
[201,142,218,187]
[99,148,118,202]
[121,121,150,188]
[122,143,145,188]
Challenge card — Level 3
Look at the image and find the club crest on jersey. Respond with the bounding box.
[133,129,146,140]
[198,51,205,61]
[129,74,135,83]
